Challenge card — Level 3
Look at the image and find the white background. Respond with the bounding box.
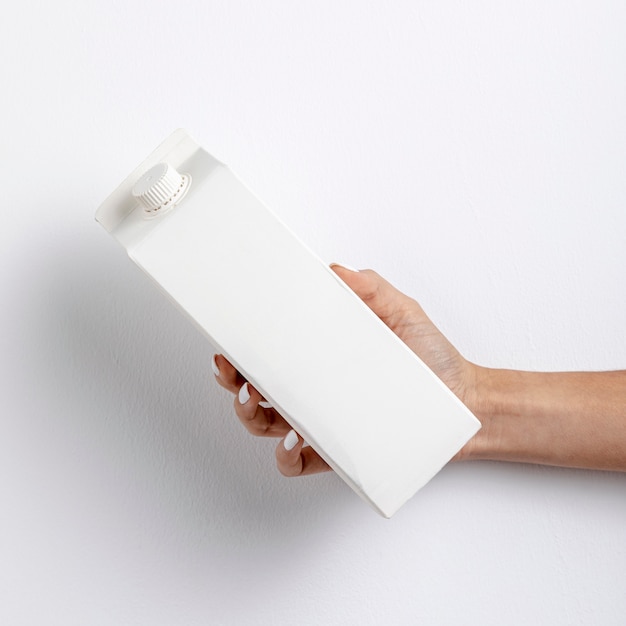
[1,1,625,624]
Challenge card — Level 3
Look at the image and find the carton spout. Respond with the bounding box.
[132,162,192,218]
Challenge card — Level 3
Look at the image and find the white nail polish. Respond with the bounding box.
[238,382,250,405]
[330,262,359,272]
[259,401,273,409]
[211,354,220,377]
[283,429,298,451]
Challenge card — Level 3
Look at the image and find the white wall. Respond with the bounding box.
[1,2,625,624]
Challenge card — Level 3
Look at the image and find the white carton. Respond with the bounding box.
[96,130,481,517]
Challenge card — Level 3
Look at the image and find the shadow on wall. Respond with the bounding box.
[33,231,350,551]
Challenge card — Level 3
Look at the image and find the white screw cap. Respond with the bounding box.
[132,162,191,216]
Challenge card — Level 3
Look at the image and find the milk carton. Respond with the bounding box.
[96,130,480,517]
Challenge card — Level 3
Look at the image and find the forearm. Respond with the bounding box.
[463,368,626,471]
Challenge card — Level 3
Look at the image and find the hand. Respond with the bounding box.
[212,264,481,476]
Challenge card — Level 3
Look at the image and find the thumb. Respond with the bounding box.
[330,264,411,321]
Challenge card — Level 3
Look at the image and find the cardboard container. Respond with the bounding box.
[96,130,481,517]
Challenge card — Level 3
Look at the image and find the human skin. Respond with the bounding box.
[213,265,626,477]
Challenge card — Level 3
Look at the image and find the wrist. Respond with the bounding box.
[459,367,559,464]
[457,365,512,462]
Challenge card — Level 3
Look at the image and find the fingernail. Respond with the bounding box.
[283,429,299,451]
[238,382,250,405]
[330,262,359,272]
[259,401,273,409]
[211,354,220,377]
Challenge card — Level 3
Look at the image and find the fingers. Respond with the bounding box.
[235,381,291,437]
[212,354,291,437]
[212,353,246,394]
[211,354,332,476]
[276,430,332,477]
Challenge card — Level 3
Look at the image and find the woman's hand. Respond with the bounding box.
[213,264,626,474]
[212,264,481,476]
